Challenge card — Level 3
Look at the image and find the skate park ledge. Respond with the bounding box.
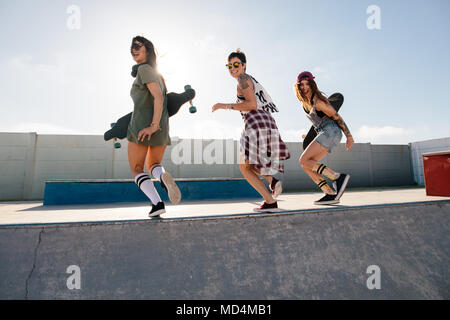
[0,188,449,299]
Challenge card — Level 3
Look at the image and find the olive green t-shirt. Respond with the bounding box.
[127,64,171,146]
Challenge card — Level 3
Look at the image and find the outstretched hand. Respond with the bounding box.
[346,136,354,150]
[212,103,226,112]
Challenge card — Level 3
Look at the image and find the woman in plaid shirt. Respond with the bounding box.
[212,49,290,212]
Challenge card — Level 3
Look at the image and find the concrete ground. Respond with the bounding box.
[0,188,448,226]
[1,187,449,299]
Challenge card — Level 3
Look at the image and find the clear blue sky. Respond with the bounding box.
[1,0,449,144]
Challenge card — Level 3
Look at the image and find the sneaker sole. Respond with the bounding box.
[272,181,282,199]
[149,208,166,218]
[335,174,350,200]
[161,172,181,205]
[314,199,340,205]
[253,207,281,213]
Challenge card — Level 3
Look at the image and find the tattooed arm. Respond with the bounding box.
[212,74,257,112]
[331,113,351,137]
[315,99,354,150]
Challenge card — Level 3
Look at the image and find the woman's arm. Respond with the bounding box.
[212,74,257,112]
[315,99,351,137]
[146,82,164,125]
[315,99,354,150]
[137,82,163,142]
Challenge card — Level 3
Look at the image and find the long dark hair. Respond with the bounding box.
[294,79,329,112]
[131,35,167,93]
[132,35,157,68]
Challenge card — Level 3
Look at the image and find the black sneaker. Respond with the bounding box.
[253,201,279,213]
[270,178,282,199]
[160,172,181,205]
[314,194,339,205]
[149,201,165,218]
[333,174,350,200]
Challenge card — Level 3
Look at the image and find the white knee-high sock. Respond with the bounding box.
[135,173,161,205]
[150,164,165,180]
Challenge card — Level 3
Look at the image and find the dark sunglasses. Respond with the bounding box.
[226,62,243,70]
[131,43,144,51]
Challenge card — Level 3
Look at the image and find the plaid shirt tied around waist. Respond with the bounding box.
[240,109,290,175]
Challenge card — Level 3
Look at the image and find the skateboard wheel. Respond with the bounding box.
[114,142,121,149]
[184,85,191,91]
[189,106,197,113]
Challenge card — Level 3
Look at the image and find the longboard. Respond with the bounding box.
[104,89,195,141]
[302,92,344,150]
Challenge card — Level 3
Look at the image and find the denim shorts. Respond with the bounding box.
[313,121,342,153]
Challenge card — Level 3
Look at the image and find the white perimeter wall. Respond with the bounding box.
[0,132,418,201]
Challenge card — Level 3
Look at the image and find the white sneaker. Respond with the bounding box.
[270,178,283,199]
[160,172,181,205]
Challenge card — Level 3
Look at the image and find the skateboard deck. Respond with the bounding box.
[104,89,195,141]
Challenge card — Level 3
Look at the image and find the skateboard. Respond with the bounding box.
[104,85,196,146]
[302,92,344,150]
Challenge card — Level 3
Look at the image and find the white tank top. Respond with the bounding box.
[237,75,279,115]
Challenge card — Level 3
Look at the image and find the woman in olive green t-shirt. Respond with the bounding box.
[127,36,181,217]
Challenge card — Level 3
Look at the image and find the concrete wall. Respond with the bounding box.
[0,133,114,201]
[0,132,415,201]
[0,201,448,299]
[409,137,450,186]
[0,133,37,201]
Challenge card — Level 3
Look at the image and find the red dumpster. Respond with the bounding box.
[422,151,450,197]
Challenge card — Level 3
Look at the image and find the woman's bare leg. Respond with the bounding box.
[249,167,283,198]
[128,141,149,177]
[299,142,335,194]
[249,166,272,183]
[128,141,162,206]
[240,158,275,204]
[146,145,167,171]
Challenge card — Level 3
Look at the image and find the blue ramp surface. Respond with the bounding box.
[43,178,260,205]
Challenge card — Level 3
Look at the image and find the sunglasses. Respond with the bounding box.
[131,43,144,51]
[226,62,243,70]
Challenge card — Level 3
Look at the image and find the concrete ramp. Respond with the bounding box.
[0,201,449,299]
